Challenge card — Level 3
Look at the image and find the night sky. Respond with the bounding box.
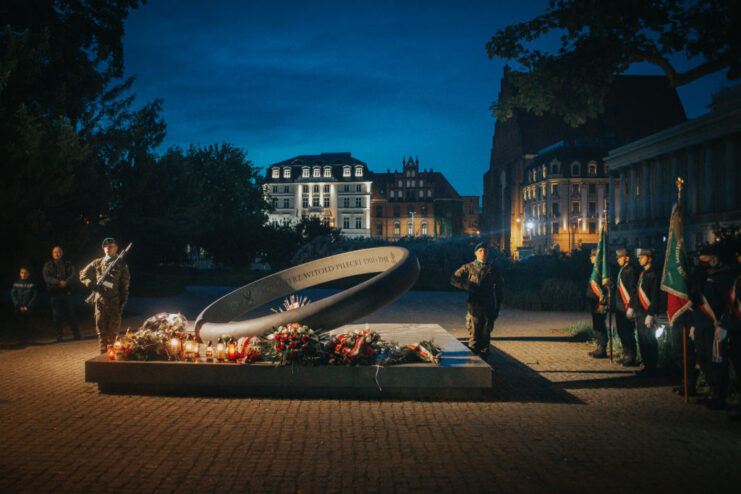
[123,0,730,197]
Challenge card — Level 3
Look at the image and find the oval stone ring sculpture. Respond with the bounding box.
[195,247,420,342]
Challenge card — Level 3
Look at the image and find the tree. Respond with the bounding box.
[487,0,740,126]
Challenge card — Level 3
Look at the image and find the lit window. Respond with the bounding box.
[324,184,330,193]
[312,197,319,207]
[355,217,362,229]
[302,168,310,178]
[393,221,400,236]
[419,190,423,198]
[313,185,319,193]
[421,222,428,235]
[355,167,363,177]
[343,166,351,177]
[355,197,362,208]
[272,168,280,178]
[313,167,320,177]
[390,190,395,198]
[324,167,332,177]
[283,168,291,178]
[302,197,309,208]
[407,221,413,235]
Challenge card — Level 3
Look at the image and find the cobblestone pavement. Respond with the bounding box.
[1,289,740,493]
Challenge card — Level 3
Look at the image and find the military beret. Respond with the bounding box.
[637,248,654,257]
[474,242,487,253]
[697,243,722,257]
[615,248,628,257]
[102,237,117,247]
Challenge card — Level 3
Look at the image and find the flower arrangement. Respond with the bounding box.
[400,340,442,364]
[237,336,265,363]
[119,329,170,361]
[266,323,323,365]
[326,329,384,365]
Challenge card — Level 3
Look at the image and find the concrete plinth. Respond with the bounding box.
[85,324,492,399]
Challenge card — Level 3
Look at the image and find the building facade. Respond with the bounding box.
[520,143,609,256]
[265,153,372,238]
[370,156,462,240]
[461,195,481,236]
[482,67,687,256]
[606,85,741,252]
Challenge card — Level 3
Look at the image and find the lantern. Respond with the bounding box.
[192,339,200,362]
[170,337,181,360]
[227,339,237,361]
[205,341,214,362]
[183,335,194,360]
[113,336,123,358]
[216,338,225,362]
[107,344,115,360]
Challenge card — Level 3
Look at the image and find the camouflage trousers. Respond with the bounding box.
[466,307,496,356]
[95,298,122,353]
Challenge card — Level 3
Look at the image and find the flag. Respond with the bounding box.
[660,202,692,324]
[590,224,610,300]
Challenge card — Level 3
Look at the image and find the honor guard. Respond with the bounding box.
[587,248,608,358]
[450,242,503,360]
[80,238,130,353]
[635,248,660,375]
[691,243,736,410]
[614,248,639,366]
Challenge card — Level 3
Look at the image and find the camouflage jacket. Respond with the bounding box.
[450,261,503,311]
[80,257,130,305]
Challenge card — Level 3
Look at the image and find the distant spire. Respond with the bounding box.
[416,155,419,166]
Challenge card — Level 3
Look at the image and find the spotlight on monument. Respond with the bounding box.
[655,325,665,338]
[525,220,535,231]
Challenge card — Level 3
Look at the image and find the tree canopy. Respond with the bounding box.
[487,0,740,126]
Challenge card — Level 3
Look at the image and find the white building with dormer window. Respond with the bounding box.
[264,152,372,238]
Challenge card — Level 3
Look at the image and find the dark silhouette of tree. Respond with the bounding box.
[487,0,740,126]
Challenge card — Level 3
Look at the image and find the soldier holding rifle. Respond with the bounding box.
[80,238,131,353]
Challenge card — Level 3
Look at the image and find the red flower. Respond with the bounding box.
[301,335,308,343]
[276,343,284,352]
[290,341,298,349]
[335,344,342,352]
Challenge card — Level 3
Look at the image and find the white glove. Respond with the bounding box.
[626,308,635,320]
[714,326,728,341]
[689,326,696,341]
[644,315,654,327]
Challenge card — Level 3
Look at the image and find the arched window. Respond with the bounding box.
[407,221,413,235]
[551,161,560,174]
[571,162,580,176]
[588,162,597,176]
[393,221,401,236]
[421,222,428,235]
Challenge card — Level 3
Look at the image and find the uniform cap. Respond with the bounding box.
[637,248,654,257]
[474,242,487,253]
[615,248,628,257]
[102,237,117,247]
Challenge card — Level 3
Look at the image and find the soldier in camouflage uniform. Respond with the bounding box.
[451,242,503,360]
[80,238,130,353]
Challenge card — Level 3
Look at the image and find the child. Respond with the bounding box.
[10,266,37,344]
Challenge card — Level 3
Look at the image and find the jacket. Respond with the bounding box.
[450,260,503,313]
[11,279,37,308]
[43,259,77,297]
[79,257,130,306]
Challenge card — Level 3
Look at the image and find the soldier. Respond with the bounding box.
[43,246,81,342]
[691,243,736,410]
[450,242,503,360]
[614,248,639,366]
[80,238,130,353]
[726,248,741,419]
[635,248,660,376]
[586,248,608,358]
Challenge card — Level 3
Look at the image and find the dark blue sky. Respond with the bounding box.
[123,0,730,197]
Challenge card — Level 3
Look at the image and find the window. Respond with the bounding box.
[283,185,289,193]
[272,185,278,193]
[552,203,560,217]
[343,166,351,177]
[355,197,362,208]
[376,206,383,217]
[355,217,362,229]
[398,180,403,187]
[271,198,278,208]
[343,217,350,229]
[406,180,411,187]
[551,162,560,174]
[571,184,579,195]
[427,190,432,197]
[419,190,424,198]
[542,165,547,178]
[393,221,400,236]
[588,163,597,176]
[407,221,413,235]
[302,167,310,178]
[572,201,580,214]
[321,184,328,193]
[323,197,329,208]
[324,167,332,177]
[390,190,395,199]
[393,206,400,217]
[313,167,320,177]
[421,222,428,235]
[344,184,350,192]
[376,223,383,236]
[272,168,280,178]
[356,184,362,192]
[283,168,291,178]
[283,198,289,208]
[571,163,580,175]
[313,185,319,193]
[552,222,559,234]
[343,198,350,208]
[551,184,559,196]
[312,197,319,207]
[302,197,309,208]
[355,166,363,177]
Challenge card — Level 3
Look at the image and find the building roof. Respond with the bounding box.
[372,171,460,201]
[266,152,370,182]
[268,152,366,168]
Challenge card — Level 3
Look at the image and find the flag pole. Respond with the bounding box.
[605,206,613,363]
[676,177,688,403]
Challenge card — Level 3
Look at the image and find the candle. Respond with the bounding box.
[113,336,123,357]
[216,338,225,362]
[205,341,213,362]
[170,337,180,360]
[227,339,237,361]
[107,344,115,360]
[192,339,200,362]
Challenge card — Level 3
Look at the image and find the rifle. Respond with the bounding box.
[85,243,132,304]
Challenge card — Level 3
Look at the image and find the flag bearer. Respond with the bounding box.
[635,248,660,375]
[614,248,639,366]
[586,248,608,358]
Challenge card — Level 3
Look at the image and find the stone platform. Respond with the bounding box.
[85,323,492,399]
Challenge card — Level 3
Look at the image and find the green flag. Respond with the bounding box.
[660,202,692,324]
[590,224,610,300]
